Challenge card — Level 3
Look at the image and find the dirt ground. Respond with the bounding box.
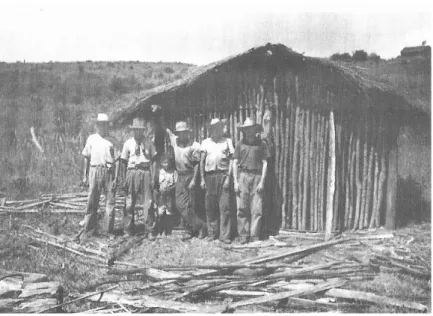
[0,211,431,313]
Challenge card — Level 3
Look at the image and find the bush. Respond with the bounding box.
[109,76,127,94]
[330,53,352,61]
[106,62,115,68]
[368,53,381,62]
[142,82,155,90]
[164,67,174,74]
[352,50,368,62]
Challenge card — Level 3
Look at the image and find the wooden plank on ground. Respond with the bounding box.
[228,278,347,310]
[324,288,427,312]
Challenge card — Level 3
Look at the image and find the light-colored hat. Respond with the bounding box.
[206,118,224,129]
[238,117,261,130]
[96,113,109,123]
[129,117,146,129]
[174,121,192,133]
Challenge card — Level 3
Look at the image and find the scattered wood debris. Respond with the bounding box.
[0,269,63,313]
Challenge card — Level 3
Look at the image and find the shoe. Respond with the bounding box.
[222,239,232,245]
[205,236,215,242]
[250,237,260,242]
[240,237,249,245]
[197,226,208,239]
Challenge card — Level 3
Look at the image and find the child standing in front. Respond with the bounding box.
[156,154,177,236]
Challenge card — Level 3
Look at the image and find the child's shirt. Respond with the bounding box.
[158,168,177,215]
[159,168,177,193]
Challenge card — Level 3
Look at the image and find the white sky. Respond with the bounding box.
[0,0,431,65]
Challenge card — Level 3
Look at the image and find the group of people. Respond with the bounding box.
[76,112,271,246]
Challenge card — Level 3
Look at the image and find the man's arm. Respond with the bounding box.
[82,156,90,184]
[233,158,239,193]
[257,159,268,193]
[200,152,206,189]
[192,163,200,184]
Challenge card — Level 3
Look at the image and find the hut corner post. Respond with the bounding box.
[385,138,398,230]
[325,111,336,241]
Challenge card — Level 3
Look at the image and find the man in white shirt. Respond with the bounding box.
[78,113,117,244]
[116,117,158,240]
[200,118,235,244]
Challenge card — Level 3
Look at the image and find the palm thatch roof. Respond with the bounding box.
[111,43,425,125]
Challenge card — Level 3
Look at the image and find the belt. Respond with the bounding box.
[205,170,227,174]
[239,169,261,175]
[90,164,107,168]
[128,165,150,171]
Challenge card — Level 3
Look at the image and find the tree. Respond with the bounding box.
[352,50,368,62]
[368,53,381,62]
[330,53,352,61]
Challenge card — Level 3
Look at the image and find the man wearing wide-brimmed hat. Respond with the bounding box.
[166,121,207,241]
[233,117,270,244]
[117,117,158,240]
[200,118,235,244]
[77,113,117,244]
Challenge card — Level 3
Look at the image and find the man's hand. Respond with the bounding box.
[111,179,117,192]
[234,182,240,195]
[200,179,207,190]
[82,176,88,187]
[256,181,264,194]
[223,176,230,191]
[188,180,196,190]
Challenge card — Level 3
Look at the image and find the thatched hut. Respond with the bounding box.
[112,43,421,236]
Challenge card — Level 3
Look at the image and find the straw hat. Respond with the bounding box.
[129,117,146,130]
[206,118,225,130]
[174,121,192,133]
[96,113,109,124]
[238,117,261,130]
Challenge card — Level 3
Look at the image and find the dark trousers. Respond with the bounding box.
[236,171,263,240]
[204,171,233,241]
[124,169,157,235]
[176,173,207,236]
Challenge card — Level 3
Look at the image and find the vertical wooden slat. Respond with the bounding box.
[302,109,310,230]
[344,130,354,230]
[320,115,329,231]
[282,116,290,229]
[325,110,336,241]
[291,106,300,230]
[364,118,375,229]
[385,118,398,230]
[287,96,295,229]
[359,122,369,229]
[297,107,305,229]
[333,119,341,231]
[313,112,321,232]
[309,110,316,231]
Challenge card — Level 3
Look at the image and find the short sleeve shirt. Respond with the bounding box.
[200,137,234,172]
[159,168,176,193]
[82,133,114,166]
[233,139,271,171]
[169,133,201,173]
[120,137,157,169]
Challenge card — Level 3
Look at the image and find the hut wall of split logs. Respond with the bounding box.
[112,43,416,234]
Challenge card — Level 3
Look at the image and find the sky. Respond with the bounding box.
[0,0,431,65]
